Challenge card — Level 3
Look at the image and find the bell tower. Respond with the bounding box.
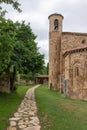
[48,13,63,90]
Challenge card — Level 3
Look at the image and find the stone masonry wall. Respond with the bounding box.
[48,13,87,100]
[49,14,63,90]
[62,32,87,54]
[0,75,10,93]
[64,50,87,100]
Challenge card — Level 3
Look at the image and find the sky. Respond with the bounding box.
[2,0,87,65]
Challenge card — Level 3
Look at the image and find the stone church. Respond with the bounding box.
[48,13,87,100]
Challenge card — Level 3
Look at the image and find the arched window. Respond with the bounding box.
[54,19,58,30]
[75,67,79,77]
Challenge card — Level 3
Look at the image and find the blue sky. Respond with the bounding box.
[2,0,87,65]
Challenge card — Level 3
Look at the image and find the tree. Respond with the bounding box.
[0,1,45,90]
[0,18,45,90]
[47,62,49,74]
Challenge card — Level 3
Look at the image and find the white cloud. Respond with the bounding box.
[37,40,49,59]
[1,0,87,64]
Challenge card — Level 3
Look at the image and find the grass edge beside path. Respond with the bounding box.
[0,85,33,130]
[35,85,87,130]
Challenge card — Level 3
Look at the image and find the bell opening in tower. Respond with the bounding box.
[54,19,58,30]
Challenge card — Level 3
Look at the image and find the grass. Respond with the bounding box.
[0,85,33,130]
[35,85,87,130]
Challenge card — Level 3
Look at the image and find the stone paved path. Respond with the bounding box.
[7,85,41,130]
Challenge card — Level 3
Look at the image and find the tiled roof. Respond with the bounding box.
[36,75,49,78]
[63,32,87,36]
[63,45,87,57]
[48,13,64,19]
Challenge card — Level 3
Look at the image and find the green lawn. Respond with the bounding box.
[35,85,87,130]
[0,85,32,130]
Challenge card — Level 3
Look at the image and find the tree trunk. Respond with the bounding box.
[10,66,16,91]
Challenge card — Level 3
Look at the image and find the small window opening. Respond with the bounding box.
[54,19,58,30]
[75,67,79,76]
[81,40,86,44]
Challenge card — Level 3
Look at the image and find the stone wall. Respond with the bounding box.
[48,13,87,100]
[62,32,87,54]
[0,74,10,93]
[63,49,87,100]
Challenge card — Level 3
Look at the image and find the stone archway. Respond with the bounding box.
[71,60,84,99]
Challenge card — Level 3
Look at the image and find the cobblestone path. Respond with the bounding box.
[7,85,41,130]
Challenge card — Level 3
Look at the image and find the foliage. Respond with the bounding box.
[0,17,13,73]
[0,17,45,89]
[47,62,49,74]
[0,85,32,130]
[40,65,48,75]
[11,21,45,76]
[0,1,45,90]
[0,0,21,16]
[35,85,87,130]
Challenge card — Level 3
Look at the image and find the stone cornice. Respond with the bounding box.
[63,46,87,57]
[62,32,87,36]
[48,13,64,19]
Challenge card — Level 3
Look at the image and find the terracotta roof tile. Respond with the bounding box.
[63,45,87,57]
[36,75,49,78]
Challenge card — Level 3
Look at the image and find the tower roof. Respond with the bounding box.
[48,13,64,19]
